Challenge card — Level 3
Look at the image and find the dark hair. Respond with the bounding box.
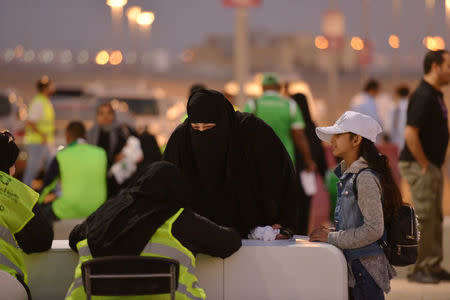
[363,79,380,93]
[395,85,410,98]
[189,84,206,97]
[36,76,51,92]
[66,121,86,139]
[350,134,403,223]
[424,50,449,74]
[96,103,115,116]
[0,131,19,174]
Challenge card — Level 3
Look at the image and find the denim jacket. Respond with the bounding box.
[333,159,385,261]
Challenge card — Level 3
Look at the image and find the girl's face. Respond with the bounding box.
[330,133,360,158]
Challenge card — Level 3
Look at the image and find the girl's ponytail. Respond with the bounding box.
[352,134,403,223]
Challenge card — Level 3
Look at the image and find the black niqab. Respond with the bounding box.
[85,161,189,257]
[188,90,231,190]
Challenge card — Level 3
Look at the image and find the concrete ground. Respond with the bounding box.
[387,217,450,300]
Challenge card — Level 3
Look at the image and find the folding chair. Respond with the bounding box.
[81,256,179,300]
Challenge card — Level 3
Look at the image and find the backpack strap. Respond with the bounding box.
[352,168,387,246]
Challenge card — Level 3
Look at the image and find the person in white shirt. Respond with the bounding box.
[385,85,409,150]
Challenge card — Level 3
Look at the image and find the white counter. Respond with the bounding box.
[25,237,348,300]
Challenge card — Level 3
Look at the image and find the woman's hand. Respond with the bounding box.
[309,225,330,242]
[43,193,57,204]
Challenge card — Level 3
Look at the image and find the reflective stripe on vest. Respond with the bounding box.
[0,224,18,249]
[69,245,203,300]
[0,224,24,280]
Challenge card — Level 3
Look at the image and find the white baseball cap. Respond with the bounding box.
[316,111,382,143]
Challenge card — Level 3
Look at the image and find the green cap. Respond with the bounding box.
[261,73,280,86]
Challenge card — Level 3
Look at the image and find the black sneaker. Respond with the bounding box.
[407,270,440,284]
[433,269,450,281]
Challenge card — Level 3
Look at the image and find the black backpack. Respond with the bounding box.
[354,169,418,266]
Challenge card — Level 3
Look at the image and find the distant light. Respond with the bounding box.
[60,49,72,64]
[423,36,445,51]
[447,0,450,10]
[4,49,15,62]
[137,11,155,26]
[8,93,17,104]
[14,45,24,58]
[245,82,262,97]
[77,50,89,64]
[110,99,120,110]
[388,34,400,49]
[126,6,141,22]
[23,50,35,63]
[124,51,137,64]
[40,49,54,63]
[106,0,127,8]
[96,50,109,65]
[153,87,166,99]
[351,37,364,51]
[224,81,240,96]
[314,35,329,50]
[180,49,194,63]
[109,50,123,65]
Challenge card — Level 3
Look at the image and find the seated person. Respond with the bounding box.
[39,121,108,221]
[66,161,241,300]
[0,131,53,300]
[163,89,303,237]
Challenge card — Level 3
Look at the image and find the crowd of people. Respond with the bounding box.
[0,49,450,300]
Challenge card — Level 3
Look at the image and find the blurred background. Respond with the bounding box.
[1,0,450,214]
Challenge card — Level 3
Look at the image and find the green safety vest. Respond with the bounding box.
[0,171,39,284]
[40,142,108,219]
[65,208,206,300]
[25,93,55,144]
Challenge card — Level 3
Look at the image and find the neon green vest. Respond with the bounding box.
[40,142,107,219]
[25,94,55,144]
[0,171,39,284]
[65,208,206,300]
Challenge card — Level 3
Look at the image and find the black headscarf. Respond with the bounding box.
[188,90,231,191]
[83,161,189,257]
[291,93,327,178]
[0,131,19,174]
[164,89,303,235]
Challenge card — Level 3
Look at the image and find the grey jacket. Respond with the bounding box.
[328,157,396,292]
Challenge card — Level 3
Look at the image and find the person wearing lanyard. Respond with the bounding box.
[0,131,53,300]
[399,50,450,284]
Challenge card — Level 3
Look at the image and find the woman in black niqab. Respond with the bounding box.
[164,89,304,236]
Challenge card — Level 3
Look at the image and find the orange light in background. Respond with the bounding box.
[109,50,123,65]
[14,45,24,58]
[351,37,365,51]
[137,11,155,26]
[126,6,141,23]
[388,34,400,49]
[180,49,194,63]
[423,36,446,51]
[95,50,109,65]
[106,0,127,8]
[314,35,329,50]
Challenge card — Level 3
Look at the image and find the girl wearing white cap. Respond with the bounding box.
[310,111,402,300]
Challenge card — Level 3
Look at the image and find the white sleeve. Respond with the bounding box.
[28,101,44,121]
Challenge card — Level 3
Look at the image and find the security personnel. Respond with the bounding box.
[23,76,56,187]
[244,73,316,170]
[66,162,241,300]
[0,131,53,299]
[39,121,107,221]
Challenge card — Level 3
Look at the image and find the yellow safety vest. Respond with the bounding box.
[25,93,55,144]
[0,171,39,284]
[65,208,206,300]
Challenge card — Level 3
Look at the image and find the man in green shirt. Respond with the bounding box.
[39,121,108,221]
[244,73,315,170]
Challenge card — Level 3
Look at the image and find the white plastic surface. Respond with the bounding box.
[25,237,347,300]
